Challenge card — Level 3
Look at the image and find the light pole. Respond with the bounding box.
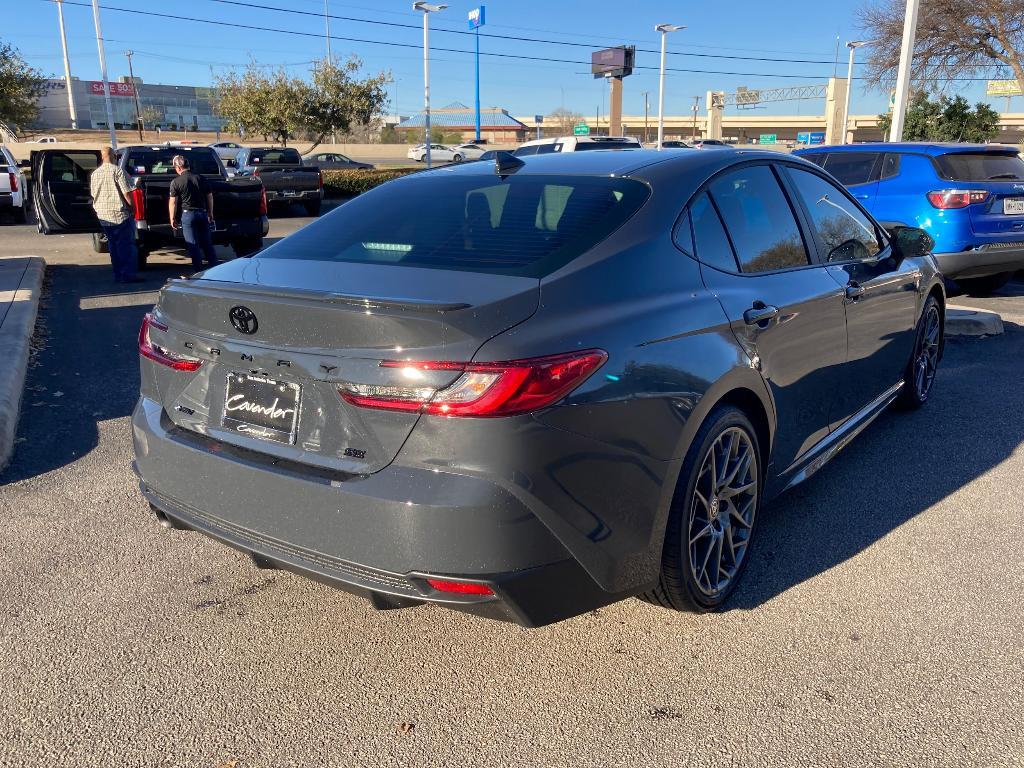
[642,91,649,143]
[841,40,871,145]
[414,2,447,169]
[889,0,921,142]
[655,24,684,149]
[324,0,337,145]
[124,50,144,141]
[91,0,117,149]
[56,0,78,130]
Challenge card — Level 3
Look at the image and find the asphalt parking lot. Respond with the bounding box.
[1,209,1022,767]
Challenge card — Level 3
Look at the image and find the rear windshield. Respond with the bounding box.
[249,148,302,165]
[934,152,1024,182]
[573,141,642,151]
[258,173,650,277]
[124,148,220,175]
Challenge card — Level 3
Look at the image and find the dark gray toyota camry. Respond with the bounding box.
[134,149,945,626]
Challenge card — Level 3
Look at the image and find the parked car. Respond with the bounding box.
[452,143,487,160]
[514,136,643,155]
[234,147,323,216]
[795,142,1024,294]
[30,136,58,144]
[208,141,246,164]
[647,140,691,149]
[302,151,374,170]
[32,145,269,265]
[691,139,731,149]
[133,149,944,626]
[0,145,28,223]
[406,144,471,163]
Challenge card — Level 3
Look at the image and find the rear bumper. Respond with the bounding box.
[0,192,11,209]
[139,216,269,246]
[131,396,627,626]
[264,189,321,203]
[934,244,1024,280]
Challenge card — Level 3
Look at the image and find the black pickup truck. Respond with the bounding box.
[32,145,269,268]
[233,147,323,216]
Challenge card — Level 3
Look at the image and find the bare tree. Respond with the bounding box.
[547,107,584,135]
[858,1,1024,92]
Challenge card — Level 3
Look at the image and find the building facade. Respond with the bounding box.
[35,77,226,132]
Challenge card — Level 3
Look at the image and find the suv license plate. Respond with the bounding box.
[222,373,300,445]
[1005,198,1024,215]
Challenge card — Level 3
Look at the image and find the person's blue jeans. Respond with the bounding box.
[181,209,218,270]
[101,218,138,282]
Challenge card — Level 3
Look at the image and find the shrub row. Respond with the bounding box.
[321,168,419,198]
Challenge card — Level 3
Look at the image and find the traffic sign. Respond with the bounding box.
[798,131,825,145]
[809,132,824,145]
[759,134,777,145]
[573,123,590,136]
[535,115,544,124]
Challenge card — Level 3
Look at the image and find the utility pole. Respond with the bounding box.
[124,50,144,141]
[324,0,337,145]
[889,0,920,142]
[841,41,871,145]
[643,91,649,143]
[56,0,78,130]
[91,0,117,149]
[691,96,700,141]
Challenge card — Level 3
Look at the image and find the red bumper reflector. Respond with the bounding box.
[426,579,494,596]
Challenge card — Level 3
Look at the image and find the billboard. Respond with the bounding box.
[987,79,1023,97]
[89,80,135,97]
[591,46,635,79]
[467,6,485,29]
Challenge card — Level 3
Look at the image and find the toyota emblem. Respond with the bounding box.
[229,305,258,335]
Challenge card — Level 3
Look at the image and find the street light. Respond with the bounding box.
[413,2,447,169]
[655,23,685,150]
[841,40,872,145]
[890,0,921,141]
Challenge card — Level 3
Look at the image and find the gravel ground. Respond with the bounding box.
[1,213,1022,768]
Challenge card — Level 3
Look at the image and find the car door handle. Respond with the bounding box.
[743,303,780,326]
[845,283,866,300]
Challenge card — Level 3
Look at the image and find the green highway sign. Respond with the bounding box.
[759,133,777,145]
[573,123,590,136]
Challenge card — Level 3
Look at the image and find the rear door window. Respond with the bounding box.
[787,167,883,263]
[934,152,1024,181]
[800,153,828,168]
[822,152,880,186]
[258,174,650,277]
[880,153,901,180]
[709,165,809,273]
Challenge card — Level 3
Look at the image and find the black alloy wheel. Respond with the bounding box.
[897,296,942,410]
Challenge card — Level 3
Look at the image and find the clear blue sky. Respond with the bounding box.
[11,0,1009,119]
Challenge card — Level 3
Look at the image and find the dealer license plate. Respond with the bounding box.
[221,373,300,445]
[1004,198,1024,215]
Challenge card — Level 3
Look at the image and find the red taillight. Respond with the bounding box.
[138,313,202,371]
[425,579,494,596]
[8,172,16,193]
[131,187,145,221]
[927,189,989,209]
[338,349,608,418]
[258,188,268,216]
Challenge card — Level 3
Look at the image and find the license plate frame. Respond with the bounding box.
[1004,198,1024,215]
[221,372,301,445]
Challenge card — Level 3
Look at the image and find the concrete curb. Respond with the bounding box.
[0,257,45,472]
[946,305,1004,337]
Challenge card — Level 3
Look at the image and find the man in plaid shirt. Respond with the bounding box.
[89,147,142,283]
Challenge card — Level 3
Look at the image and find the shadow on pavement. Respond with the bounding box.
[731,327,1024,609]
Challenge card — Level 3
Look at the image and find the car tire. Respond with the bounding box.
[895,295,942,410]
[957,272,1013,296]
[304,200,322,217]
[231,237,263,257]
[452,154,463,163]
[641,406,762,613]
[92,232,109,253]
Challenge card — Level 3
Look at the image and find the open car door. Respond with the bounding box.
[32,149,102,234]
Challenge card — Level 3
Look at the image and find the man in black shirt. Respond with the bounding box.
[168,154,218,270]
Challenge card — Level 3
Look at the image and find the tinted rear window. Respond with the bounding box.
[934,152,1024,181]
[574,141,642,151]
[249,148,302,165]
[124,148,220,175]
[258,174,650,277]
[823,152,879,186]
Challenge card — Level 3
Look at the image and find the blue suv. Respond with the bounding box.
[794,143,1024,293]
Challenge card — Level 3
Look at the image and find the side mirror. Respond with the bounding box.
[889,226,934,259]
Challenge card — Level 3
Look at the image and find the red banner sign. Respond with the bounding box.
[89,80,136,97]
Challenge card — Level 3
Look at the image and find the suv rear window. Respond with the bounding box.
[259,174,650,277]
[934,152,1024,182]
[249,148,302,165]
[124,148,220,175]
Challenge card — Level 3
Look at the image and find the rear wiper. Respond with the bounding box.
[986,173,1021,180]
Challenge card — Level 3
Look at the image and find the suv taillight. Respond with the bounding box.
[927,189,989,209]
[139,313,202,371]
[8,172,17,193]
[338,350,607,418]
[131,187,146,221]
[258,188,268,216]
